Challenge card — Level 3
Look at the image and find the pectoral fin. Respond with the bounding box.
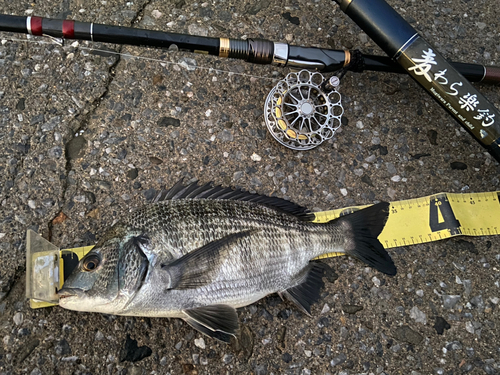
[279,262,327,316]
[183,304,239,343]
[161,230,255,290]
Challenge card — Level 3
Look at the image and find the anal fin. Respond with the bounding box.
[183,304,239,343]
[279,263,327,316]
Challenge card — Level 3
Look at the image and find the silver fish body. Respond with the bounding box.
[59,181,396,342]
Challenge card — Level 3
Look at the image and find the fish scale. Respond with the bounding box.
[122,199,341,311]
[140,201,330,248]
[59,181,396,342]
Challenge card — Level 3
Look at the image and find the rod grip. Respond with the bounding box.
[247,39,274,64]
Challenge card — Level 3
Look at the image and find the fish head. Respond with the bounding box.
[58,225,149,314]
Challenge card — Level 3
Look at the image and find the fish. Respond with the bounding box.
[58,180,396,342]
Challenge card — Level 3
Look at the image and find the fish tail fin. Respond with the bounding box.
[335,202,396,276]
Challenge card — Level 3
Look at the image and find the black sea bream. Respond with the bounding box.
[59,181,396,342]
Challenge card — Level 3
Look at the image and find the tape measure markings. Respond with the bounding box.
[315,190,500,259]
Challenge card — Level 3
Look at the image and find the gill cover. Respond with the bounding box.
[117,235,149,299]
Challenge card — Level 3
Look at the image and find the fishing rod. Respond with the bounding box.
[1,13,499,156]
[333,0,500,163]
[0,14,499,83]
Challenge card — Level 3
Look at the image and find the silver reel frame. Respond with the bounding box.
[264,70,344,151]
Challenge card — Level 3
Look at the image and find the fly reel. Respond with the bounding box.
[264,70,344,150]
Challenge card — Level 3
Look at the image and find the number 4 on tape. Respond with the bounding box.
[314,190,500,254]
[429,194,461,235]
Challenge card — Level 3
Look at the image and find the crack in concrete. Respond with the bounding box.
[47,0,154,242]
[131,0,154,25]
[0,265,25,303]
[47,54,120,242]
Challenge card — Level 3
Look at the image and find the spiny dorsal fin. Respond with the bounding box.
[154,179,314,221]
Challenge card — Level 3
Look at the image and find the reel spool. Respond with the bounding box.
[265,70,344,150]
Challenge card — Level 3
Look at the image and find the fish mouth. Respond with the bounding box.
[58,287,85,299]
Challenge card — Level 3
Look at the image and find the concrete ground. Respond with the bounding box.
[0,0,499,374]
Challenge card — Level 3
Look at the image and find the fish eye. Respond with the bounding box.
[82,254,101,272]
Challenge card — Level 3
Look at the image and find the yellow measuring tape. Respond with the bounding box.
[314,190,500,259]
[28,191,500,308]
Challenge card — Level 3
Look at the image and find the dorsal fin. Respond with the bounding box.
[153,180,314,220]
